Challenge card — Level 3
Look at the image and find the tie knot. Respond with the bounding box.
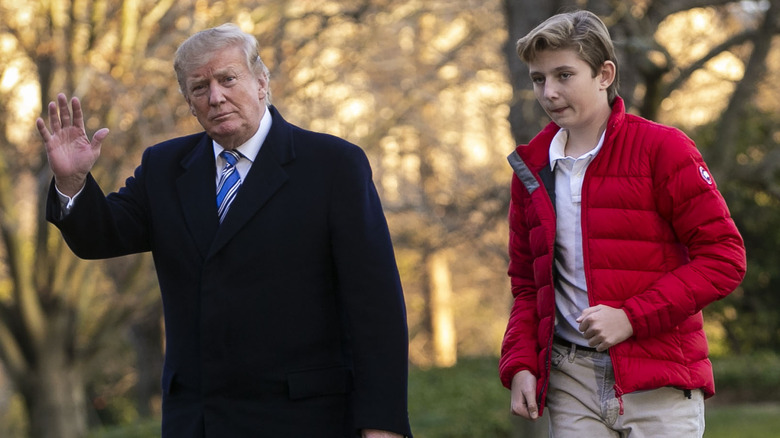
[220,150,241,166]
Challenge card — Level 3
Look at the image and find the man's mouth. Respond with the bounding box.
[211,112,233,121]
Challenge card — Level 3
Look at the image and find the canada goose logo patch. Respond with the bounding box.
[699,166,713,185]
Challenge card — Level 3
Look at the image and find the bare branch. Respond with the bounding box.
[661,29,758,100]
[0,315,27,380]
[646,0,739,24]
[709,0,780,173]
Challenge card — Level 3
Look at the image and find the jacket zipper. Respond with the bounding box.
[541,174,557,414]
[579,152,625,415]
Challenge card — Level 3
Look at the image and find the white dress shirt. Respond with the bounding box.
[213,107,272,184]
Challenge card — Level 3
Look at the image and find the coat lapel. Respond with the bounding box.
[208,106,295,258]
[176,134,220,259]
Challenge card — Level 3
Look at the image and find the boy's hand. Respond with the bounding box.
[510,370,539,420]
[577,305,633,351]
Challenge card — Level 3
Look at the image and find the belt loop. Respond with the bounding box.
[568,343,577,362]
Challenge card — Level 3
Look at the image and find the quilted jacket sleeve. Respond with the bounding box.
[499,174,544,388]
[622,127,746,338]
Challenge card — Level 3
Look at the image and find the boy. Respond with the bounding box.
[499,10,746,437]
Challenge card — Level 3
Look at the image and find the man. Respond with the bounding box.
[38,24,412,438]
[499,10,746,437]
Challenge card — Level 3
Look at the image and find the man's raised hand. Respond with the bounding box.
[36,93,109,196]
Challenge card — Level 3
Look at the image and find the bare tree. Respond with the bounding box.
[254,0,514,367]
[0,0,187,435]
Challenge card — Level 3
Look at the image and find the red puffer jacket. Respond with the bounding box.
[499,97,746,415]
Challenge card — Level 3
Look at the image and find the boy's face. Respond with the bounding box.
[527,49,614,133]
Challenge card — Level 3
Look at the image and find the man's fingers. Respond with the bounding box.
[57,93,72,126]
[70,95,84,128]
[92,128,110,148]
[36,118,51,142]
[47,100,62,132]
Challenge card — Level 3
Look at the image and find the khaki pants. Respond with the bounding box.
[547,341,705,438]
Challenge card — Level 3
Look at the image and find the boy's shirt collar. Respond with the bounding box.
[549,128,606,170]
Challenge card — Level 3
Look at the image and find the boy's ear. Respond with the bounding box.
[599,60,617,89]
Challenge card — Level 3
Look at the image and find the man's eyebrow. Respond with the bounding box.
[214,65,241,76]
[189,65,240,80]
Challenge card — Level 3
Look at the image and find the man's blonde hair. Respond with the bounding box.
[174,23,272,105]
[516,10,619,104]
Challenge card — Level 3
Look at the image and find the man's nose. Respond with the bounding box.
[209,83,226,105]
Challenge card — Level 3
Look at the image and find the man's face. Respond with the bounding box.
[184,45,268,150]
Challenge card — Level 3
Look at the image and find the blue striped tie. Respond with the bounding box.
[216,150,242,223]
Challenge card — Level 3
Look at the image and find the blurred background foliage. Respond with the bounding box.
[0,0,779,436]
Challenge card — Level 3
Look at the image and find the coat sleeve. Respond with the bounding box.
[46,153,152,259]
[499,173,543,389]
[327,144,412,437]
[622,128,747,338]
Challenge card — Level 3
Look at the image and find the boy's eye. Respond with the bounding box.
[531,76,545,84]
[560,72,572,79]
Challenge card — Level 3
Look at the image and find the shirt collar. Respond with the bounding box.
[549,128,606,171]
[212,107,273,163]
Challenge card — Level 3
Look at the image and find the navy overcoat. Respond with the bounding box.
[47,106,412,437]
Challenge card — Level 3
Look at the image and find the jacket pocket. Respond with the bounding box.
[161,365,177,395]
[287,366,353,400]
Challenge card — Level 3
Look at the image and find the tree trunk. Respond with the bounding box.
[23,364,87,438]
[427,250,457,367]
[129,304,164,418]
[503,0,582,144]
[709,0,780,175]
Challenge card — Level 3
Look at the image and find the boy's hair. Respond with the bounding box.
[174,23,272,105]
[516,10,619,104]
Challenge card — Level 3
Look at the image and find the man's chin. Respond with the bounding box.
[207,125,238,142]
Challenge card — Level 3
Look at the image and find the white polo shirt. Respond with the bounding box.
[549,128,605,345]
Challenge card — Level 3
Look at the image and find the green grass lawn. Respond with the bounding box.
[409,356,514,437]
[705,403,780,438]
[407,356,780,438]
[86,356,780,438]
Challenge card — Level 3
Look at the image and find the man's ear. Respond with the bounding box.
[183,97,196,116]
[257,75,269,102]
